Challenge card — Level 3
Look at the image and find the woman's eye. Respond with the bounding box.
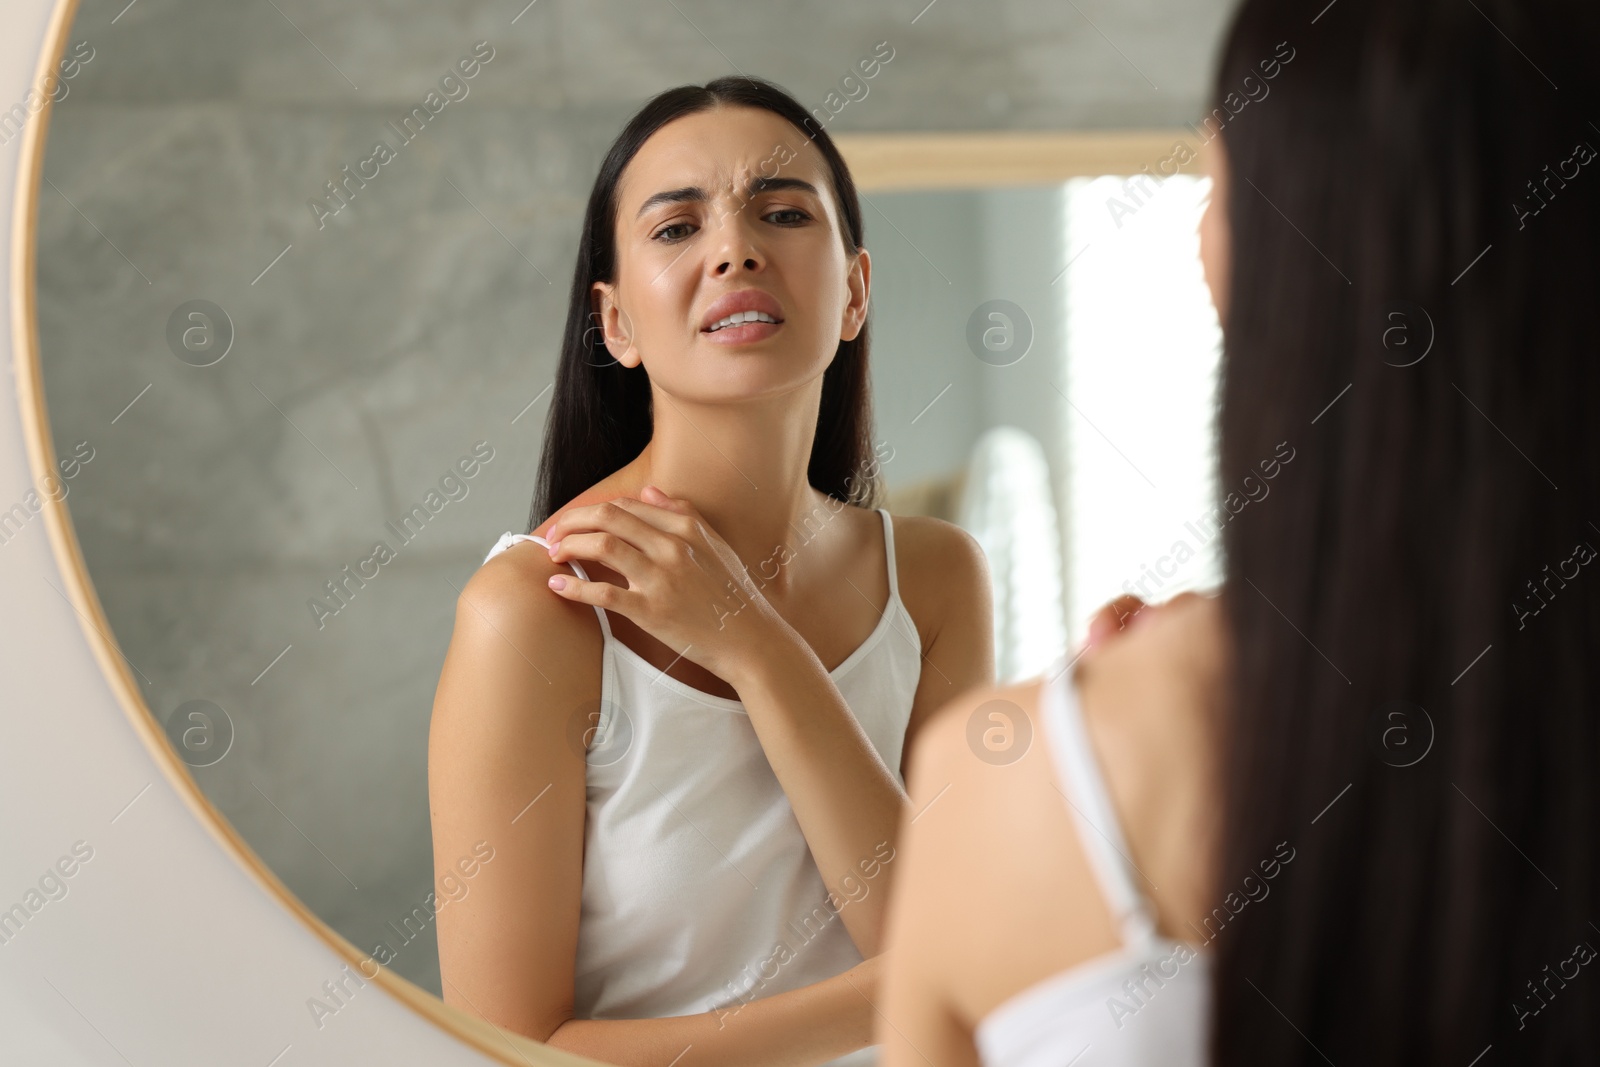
[765,208,810,225]
[653,222,695,242]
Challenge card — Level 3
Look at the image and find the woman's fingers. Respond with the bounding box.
[543,492,713,615]
[1085,594,1147,650]
[611,492,700,542]
[1081,592,1213,655]
[640,484,675,508]
[548,529,649,581]
[546,498,678,560]
[546,570,631,612]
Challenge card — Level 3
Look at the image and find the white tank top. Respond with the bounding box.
[974,652,1211,1066]
[482,506,921,1066]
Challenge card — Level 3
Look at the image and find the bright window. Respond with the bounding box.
[1059,173,1224,645]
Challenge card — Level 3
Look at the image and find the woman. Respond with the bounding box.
[882,0,1600,1063]
[428,76,995,1066]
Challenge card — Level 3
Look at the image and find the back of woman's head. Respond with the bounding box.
[1212,0,1600,1060]
[527,76,877,531]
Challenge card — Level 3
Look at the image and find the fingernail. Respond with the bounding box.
[548,539,561,553]
[548,575,567,591]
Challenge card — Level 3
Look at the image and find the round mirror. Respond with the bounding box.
[20,0,1228,1060]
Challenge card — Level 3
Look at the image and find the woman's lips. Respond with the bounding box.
[698,289,785,343]
[702,319,782,345]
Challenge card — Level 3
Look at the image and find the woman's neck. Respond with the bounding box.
[610,388,840,596]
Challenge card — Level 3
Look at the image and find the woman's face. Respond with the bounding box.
[594,106,870,402]
[1198,136,1231,325]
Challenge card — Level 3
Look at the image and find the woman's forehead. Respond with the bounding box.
[618,107,831,210]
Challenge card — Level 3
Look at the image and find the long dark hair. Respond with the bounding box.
[526,76,878,532]
[1211,0,1600,1061]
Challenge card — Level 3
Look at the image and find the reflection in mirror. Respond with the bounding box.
[862,172,1221,679]
[28,2,1223,1061]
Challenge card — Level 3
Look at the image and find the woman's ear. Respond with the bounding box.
[840,247,871,343]
[591,281,640,368]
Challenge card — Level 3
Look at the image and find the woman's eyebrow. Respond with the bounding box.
[747,176,818,198]
[634,176,820,219]
[635,186,705,218]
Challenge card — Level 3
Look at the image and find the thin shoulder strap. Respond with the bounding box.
[486,532,613,641]
[875,507,900,601]
[1042,654,1161,948]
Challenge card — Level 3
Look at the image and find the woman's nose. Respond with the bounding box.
[710,208,764,275]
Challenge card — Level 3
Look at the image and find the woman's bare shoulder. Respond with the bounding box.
[900,673,1053,876]
[438,529,607,728]
[889,596,1228,1023]
[907,592,1228,877]
[1073,591,1229,926]
[893,670,1124,1025]
[462,535,581,633]
[883,512,987,576]
[904,594,1225,798]
[877,511,991,640]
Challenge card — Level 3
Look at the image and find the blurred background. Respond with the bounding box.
[31,0,1230,997]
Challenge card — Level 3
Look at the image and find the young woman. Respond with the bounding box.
[882,0,1600,1063]
[428,76,995,1066]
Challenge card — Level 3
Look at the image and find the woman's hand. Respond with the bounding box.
[542,486,791,686]
[1078,593,1148,656]
[1078,591,1214,657]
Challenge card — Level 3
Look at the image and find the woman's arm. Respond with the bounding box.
[429,546,595,1040]
[892,518,998,783]
[430,543,887,1064]
[546,954,882,1067]
[877,695,985,1067]
[731,517,996,960]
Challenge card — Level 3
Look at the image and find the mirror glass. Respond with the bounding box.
[28,0,1226,1049]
